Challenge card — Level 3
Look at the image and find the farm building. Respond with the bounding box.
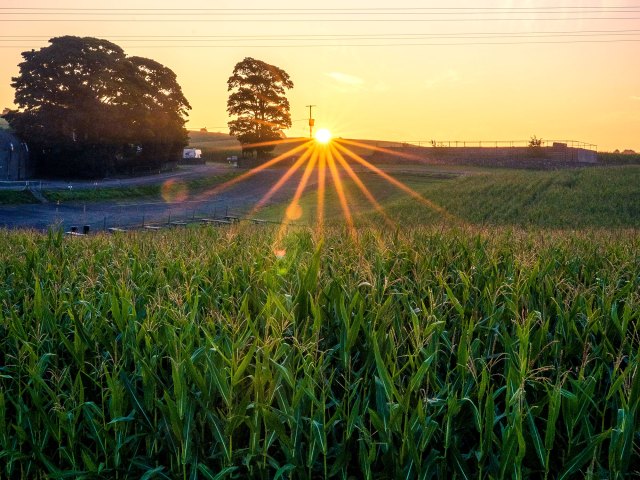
[0,130,33,180]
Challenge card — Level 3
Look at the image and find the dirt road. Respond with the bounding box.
[0,166,317,231]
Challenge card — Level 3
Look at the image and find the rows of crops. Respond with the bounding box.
[380,165,640,228]
[259,165,640,229]
[1,225,638,478]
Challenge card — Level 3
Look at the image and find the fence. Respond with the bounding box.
[0,180,42,191]
[379,139,598,151]
[25,198,300,234]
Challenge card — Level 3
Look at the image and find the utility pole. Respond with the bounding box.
[306,104,316,138]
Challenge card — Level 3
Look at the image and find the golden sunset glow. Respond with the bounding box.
[315,128,332,145]
[1,1,639,152]
[189,132,462,253]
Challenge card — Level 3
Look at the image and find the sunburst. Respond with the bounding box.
[315,128,332,145]
[194,131,459,256]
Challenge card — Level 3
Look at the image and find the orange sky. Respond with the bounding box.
[1,1,639,151]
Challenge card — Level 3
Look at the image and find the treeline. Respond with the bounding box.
[2,36,191,178]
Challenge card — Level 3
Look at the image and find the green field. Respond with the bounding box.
[396,165,640,228]
[260,165,640,229]
[1,164,639,479]
[187,131,242,162]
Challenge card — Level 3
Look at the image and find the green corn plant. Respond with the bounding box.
[0,225,638,478]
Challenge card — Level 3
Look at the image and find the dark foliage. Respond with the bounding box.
[227,57,293,158]
[3,36,191,178]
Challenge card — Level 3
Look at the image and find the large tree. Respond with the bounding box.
[3,36,190,177]
[227,57,293,157]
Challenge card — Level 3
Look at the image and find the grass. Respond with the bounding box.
[0,189,38,204]
[43,184,162,202]
[41,171,241,203]
[0,223,638,479]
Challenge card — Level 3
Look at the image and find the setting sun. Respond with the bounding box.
[315,128,332,144]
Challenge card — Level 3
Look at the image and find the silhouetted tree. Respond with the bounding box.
[3,36,190,177]
[126,56,191,167]
[528,135,544,158]
[227,57,293,158]
[528,135,543,148]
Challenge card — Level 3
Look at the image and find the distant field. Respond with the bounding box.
[259,165,640,229]
[402,165,640,228]
[188,131,241,150]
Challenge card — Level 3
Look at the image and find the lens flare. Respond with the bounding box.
[315,128,332,144]
[190,132,460,242]
[286,203,303,220]
[161,179,188,203]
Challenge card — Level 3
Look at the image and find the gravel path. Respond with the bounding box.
[0,166,317,231]
[0,161,466,231]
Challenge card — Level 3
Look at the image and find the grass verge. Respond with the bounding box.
[0,189,38,204]
[42,171,241,203]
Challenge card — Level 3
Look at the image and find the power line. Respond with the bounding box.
[2,29,639,39]
[2,6,640,11]
[2,17,639,23]
[1,29,639,48]
[3,39,639,48]
[1,34,639,44]
[3,10,640,16]
[2,6,640,22]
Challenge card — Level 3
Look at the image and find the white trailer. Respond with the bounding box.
[182,148,202,159]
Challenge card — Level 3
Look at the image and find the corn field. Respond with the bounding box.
[0,226,638,479]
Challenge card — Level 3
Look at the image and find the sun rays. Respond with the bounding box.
[193,133,459,254]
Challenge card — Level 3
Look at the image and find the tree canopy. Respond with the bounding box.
[227,57,293,157]
[3,36,191,177]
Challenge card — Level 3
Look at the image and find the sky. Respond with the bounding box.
[0,1,639,151]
